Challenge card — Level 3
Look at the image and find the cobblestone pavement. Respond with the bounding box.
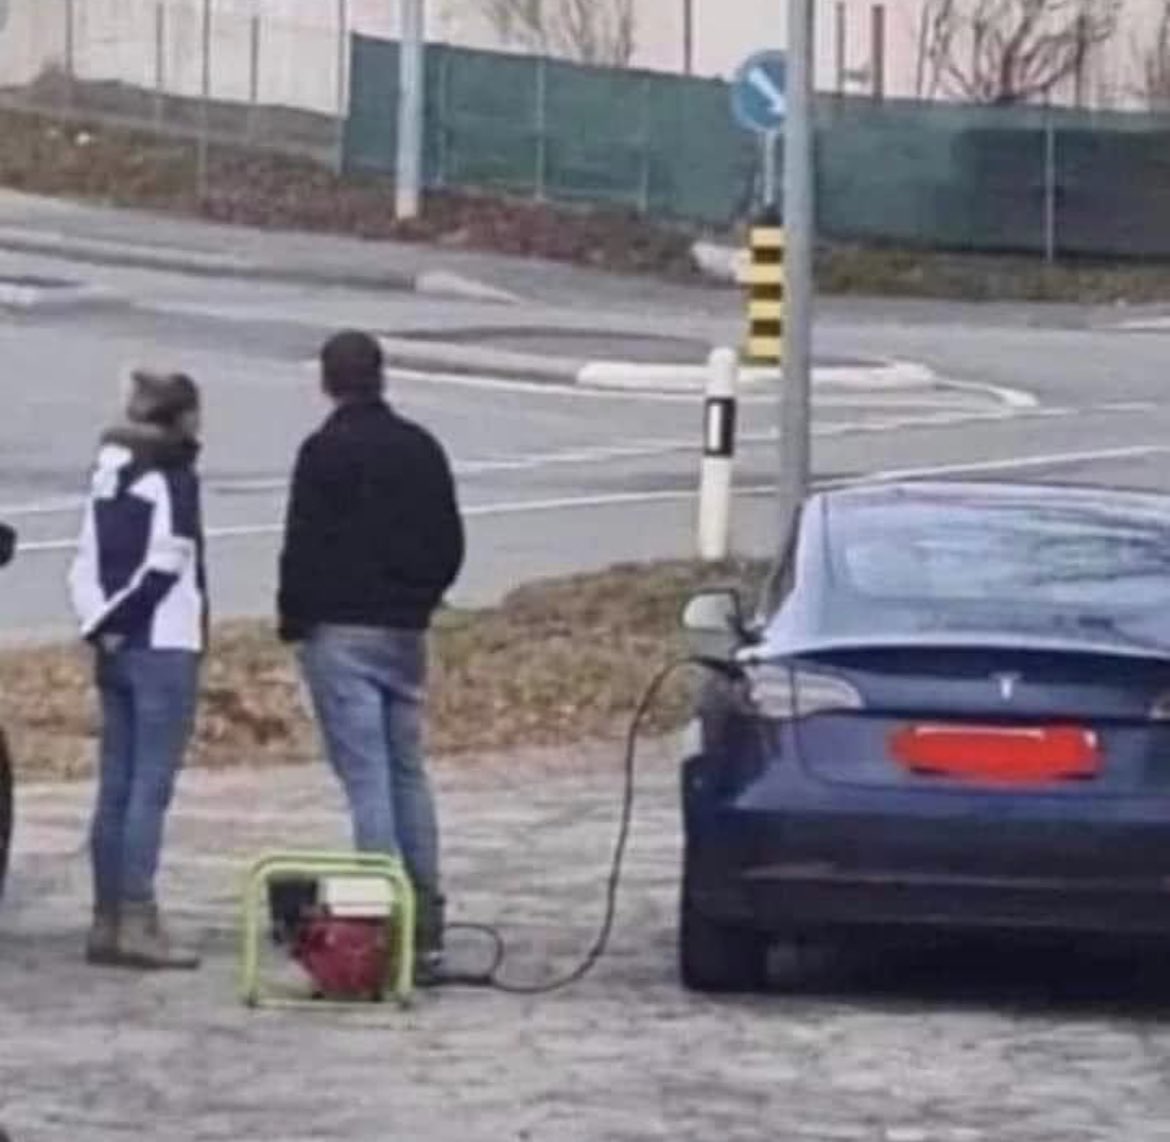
[4,744,1170,1141]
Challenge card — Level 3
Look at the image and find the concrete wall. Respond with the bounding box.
[0,0,1159,116]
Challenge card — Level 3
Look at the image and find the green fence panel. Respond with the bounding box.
[345,34,751,225]
[434,46,538,193]
[346,34,1170,254]
[542,59,647,209]
[344,35,399,174]
[646,75,756,223]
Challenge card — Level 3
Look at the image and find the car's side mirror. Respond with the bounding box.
[0,523,14,569]
[681,588,745,661]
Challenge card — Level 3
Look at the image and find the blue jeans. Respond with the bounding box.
[91,648,199,908]
[298,626,440,901]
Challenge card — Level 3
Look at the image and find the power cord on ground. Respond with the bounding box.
[437,655,735,995]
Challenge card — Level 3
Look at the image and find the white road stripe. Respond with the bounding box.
[12,444,1168,556]
[2,401,1125,519]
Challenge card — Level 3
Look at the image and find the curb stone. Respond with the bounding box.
[0,277,123,311]
[375,335,1006,400]
[0,226,519,302]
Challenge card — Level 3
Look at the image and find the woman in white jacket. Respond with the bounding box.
[68,371,207,971]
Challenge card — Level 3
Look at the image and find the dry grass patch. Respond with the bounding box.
[0,560,764,784]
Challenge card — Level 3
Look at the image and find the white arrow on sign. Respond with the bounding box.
[748,65,785,116]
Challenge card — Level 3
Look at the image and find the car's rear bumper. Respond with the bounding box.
[688,863,1170,937]
[683,749,1170,938]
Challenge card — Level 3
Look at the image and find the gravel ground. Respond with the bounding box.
[4,742,1170,1141]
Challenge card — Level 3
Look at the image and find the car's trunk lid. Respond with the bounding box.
[790,645,1170,794]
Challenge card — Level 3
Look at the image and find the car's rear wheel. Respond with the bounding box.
[679,877,771,994]
[0,728,12,898]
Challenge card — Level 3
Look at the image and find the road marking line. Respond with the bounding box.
[0,496,84,518]
[844,444,1170,484]
[14,445,1168,556]
[0,408,1052,518]
[0,402,1154,522]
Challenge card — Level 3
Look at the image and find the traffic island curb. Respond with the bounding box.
[0,275,125,312]
[374,335,1016,402]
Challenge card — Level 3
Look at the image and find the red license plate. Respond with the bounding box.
[890,724,1100,784]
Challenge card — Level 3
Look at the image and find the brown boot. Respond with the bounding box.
[84,907,120,966]
[112,902,201,971]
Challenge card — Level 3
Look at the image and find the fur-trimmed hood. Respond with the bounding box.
[99,422,200,471]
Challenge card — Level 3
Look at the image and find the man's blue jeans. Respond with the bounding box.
[91,647,199,908]
[298,626,441,903]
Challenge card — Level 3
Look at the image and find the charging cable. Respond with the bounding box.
[437,656,737,995]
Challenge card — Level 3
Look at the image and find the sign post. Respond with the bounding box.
[778,0,815,548]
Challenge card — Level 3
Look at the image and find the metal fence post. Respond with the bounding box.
[638,74,652,214]
[334,0,348,173]
[197,0,211,201]
[63,0,76,110]
[248,14,261,143]
[834,2,846,96]
[435,46,450,188]
[534,55,547,201]
[870,4,886,100]
[1043,108,1057,263]
[153,2,166,126]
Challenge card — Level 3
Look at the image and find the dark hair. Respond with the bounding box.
[321,330,384,401]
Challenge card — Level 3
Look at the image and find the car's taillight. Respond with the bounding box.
[741,663,864,720]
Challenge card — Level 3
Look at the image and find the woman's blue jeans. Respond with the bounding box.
[90,647,199,908]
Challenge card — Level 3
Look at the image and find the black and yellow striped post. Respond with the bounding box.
[743,209,785,366]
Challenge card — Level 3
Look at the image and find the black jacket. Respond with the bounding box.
[277,399,464,638]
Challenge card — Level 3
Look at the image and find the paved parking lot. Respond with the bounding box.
[5,742,1170,1141]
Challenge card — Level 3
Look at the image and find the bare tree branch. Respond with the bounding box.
[915,0,960,97]
[475,0,637,67]
[918,0,1119,103]
[1132,1,1170,108]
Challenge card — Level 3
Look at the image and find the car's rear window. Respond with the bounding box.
[828,494,1170,612]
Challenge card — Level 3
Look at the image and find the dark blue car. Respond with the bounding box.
[679,480,1170,992]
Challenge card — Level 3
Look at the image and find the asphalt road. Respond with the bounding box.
[1,245,1166,642]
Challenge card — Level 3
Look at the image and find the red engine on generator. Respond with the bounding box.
[292,914,390,1000]
[268,876,397,1001]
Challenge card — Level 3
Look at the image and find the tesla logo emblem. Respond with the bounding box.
[994,672,1022,700]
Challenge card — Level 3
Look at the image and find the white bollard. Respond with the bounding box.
[697,347,738,562]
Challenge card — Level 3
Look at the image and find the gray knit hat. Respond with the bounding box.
[123,370,200,428]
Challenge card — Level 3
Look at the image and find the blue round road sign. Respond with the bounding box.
[731,50,787,134]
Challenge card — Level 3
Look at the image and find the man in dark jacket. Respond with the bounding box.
[278,330,464,980]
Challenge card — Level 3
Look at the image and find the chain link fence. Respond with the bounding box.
[0,0,348,165]
[344,33,1170,256]
[346,37,757,225]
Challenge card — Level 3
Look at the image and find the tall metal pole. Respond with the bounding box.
[683,0,694,74]
[396,0,425,220]
[777,0,815,545]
